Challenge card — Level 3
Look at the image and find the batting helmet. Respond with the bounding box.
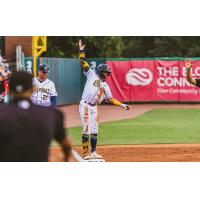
[96,64,111,76]
[38,63,49,73]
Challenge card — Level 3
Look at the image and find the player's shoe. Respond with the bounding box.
[82,154,90,160]
[89,151,102,159]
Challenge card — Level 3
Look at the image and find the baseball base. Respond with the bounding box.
[83,158,105,162]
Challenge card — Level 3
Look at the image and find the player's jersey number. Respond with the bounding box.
[43,95,48,100]
[93,80,101,88]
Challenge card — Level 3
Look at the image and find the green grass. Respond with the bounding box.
[53,109,200,146]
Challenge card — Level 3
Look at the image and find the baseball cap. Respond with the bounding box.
[38,63,49,73]
[9,71,33,93]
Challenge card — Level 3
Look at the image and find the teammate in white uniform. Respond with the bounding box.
[31,64,58,108]
[79,40,130,160]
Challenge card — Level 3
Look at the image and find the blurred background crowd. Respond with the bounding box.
[0,54,11,103]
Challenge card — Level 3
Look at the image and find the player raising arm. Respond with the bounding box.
[79,40,130,109]
[185,59,200,87]
[79,40,130,160]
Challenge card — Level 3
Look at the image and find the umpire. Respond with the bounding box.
[0,71,72,162]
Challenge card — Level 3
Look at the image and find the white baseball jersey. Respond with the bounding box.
[82,68,113,104]
[31,77,57,107]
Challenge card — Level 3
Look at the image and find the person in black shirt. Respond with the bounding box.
[0,72,5,104]
[185,59,200,87]
[0,71,72,162]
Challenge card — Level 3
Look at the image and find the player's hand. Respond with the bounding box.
[121,103,130,111]
[185,58,192,69]
[79,40,86,51]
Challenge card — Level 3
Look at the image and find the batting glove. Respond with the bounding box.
[120,103,130,111]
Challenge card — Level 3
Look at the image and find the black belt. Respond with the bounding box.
[84,101,97,106]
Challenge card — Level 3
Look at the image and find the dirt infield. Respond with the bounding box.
[53,104,200,162]
[49,144,200,162]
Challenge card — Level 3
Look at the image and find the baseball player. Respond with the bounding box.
[31,63,58,108]
[185,59,200,87]
[79,40,130,160]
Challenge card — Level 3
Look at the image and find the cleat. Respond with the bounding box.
[89,151,102,159]
[83,154,90,160]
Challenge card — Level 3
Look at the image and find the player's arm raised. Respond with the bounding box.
[185,59,197,86]
[108,98,130,111]
[79,40,90,71]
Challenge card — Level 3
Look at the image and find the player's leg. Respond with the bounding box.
[89,106,102,159]
[90,133,97,152]
[79,102,90,159]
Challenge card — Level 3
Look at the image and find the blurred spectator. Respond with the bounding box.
[0,54,6,67]
[0,54,11,103]
[0,54,3,66]
[0,72,5,104]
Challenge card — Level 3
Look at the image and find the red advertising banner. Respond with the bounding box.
[106,60,200,102]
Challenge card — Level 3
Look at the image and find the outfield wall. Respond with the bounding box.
[24,57,200,105]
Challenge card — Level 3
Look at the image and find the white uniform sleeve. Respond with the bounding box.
[104,84,113,99]
[83,68,95,79]
[50,82,58,96]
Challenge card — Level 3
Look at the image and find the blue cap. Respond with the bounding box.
[96,63,111,75]
[38,63,49,73]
